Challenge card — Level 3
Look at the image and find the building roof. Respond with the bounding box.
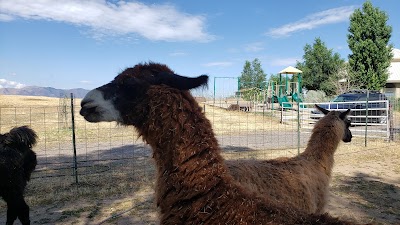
[388,48,400,83]
[392,48,400,59]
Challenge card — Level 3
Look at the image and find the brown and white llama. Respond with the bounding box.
[226,105,352,214]
[80,62,364,224]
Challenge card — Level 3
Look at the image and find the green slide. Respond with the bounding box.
[292,92,306,108]
[277,95,292,109]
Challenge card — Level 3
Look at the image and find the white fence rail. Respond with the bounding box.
[280,100,390,139]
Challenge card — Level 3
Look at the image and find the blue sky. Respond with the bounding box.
[0,0,399,96]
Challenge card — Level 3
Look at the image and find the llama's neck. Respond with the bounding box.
[302,121,342,176]
[139,88,227,210]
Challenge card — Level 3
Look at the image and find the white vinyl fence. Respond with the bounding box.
[280,100,390,139]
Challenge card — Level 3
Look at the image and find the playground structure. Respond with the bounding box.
[212,66,303,112]
[272,66,303,110]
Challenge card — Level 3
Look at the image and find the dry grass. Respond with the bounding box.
[0,95,61,107]
[0,95,138,149]
[204,104,294,135]
[1,95,291,141]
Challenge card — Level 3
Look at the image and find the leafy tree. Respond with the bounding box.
[347,1,393,91]
[328,62,359,94]
[296,37,345,96]
[239,60,253,90]
[268,73,280,84]
[252,58,267,89]
[239,58,266,100]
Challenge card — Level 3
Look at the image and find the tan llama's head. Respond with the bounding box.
[315,104,352,142]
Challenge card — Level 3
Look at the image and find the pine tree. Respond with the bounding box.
[347,0,393,90]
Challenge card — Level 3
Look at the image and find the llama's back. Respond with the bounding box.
[159,174,357,225]
[226,157,330,214]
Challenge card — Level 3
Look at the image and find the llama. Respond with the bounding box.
[226,105,352,214]
[0,126,38,225]
[80,62,364,224]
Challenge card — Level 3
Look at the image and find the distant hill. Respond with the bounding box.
[0,86,90,99]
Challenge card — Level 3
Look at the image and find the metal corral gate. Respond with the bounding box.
[280,100,390,139]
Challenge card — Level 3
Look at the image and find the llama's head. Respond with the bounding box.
[0,126,38,150]
[80,62,208,125]
[315,104,352,142]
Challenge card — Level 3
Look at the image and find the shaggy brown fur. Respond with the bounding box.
[80,62,367,225]
[226,107,352,214]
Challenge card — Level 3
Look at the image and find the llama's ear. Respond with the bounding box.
[315,104,330,115]
[156,72,208,90]
[339,108,351,120]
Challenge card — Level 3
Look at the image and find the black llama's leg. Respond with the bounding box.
[6,199,18,225]
[16,195,30,225]
[6,194,30,225]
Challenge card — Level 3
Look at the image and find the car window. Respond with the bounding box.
[358,96,367,101]
[376,94,387,100]
[332,95,358,102]
[332,92,387,103]
[369,95,379,101]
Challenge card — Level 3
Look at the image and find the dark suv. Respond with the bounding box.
[311,90,388,124]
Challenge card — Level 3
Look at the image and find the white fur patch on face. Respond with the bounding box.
[80,89,121,123]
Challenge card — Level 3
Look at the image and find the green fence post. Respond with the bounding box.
[70,93,78,184]
[297,74,300,155]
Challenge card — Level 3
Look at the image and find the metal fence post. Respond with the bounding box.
[70,93,79,184]
[364,90,369,147]
[389,101,394,141]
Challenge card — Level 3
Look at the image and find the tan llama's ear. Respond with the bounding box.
[315,104,330,115]
[339,108,351,120]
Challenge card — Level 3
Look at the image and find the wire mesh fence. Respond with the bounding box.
[0,93,399,224]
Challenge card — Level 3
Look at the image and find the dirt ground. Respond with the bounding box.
[327,146,400,224]
[1,142,399,225]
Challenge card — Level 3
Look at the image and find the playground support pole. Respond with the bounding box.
[271,81,275,112]
[279,74,282,97]
[298,72,302,92]
[285,74,288,95]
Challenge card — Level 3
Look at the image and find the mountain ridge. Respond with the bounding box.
[0,86,90,99]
